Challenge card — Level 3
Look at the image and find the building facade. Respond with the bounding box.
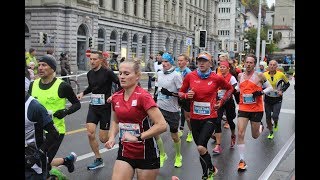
[25,0,221,72]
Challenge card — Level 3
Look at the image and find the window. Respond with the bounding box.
[134,0,137,16]
[124,0,128,14]
[189,15,192,30]
[98,29,105,51]
[110,30,117,53]
[112,0,116,10]
[132,34,138,59]
[234,42,238,52]
[172,2,176,22]
[143,0,147,18]
[141,36,147,61]
[179,6,183,25]
[99,0,103,7]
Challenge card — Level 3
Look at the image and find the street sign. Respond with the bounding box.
[186,38,192,46]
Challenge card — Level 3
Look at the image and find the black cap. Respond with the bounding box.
[39,55,57,72]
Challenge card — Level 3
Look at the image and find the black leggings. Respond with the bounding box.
[216,98,236,133]
[46,134,64,176]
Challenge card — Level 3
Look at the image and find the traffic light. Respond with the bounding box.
[267,29,273,41]
[89,37,93,48]
[244,39,250,50]
[199,30,207,48]
[43,33,47,44]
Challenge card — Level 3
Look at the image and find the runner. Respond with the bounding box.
[155,52,183,168]
[175,53,193,142]
[29,54,81,177]
[263,60,290,139]
[77,50,121,170]
[236,54,273,171]
[212,61,238,156]
[105,59,167,180]
[178,51,233,179]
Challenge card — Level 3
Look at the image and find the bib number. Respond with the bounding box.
[90,94,105,105]
[193,101,211,115]
[217,90,226,100]
[243,94,256,104]
[119,123,141,142]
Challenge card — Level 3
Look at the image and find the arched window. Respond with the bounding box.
[180,40,184,54]
[132,34,138,58]
[98,28,105,51]
[165,38,170,52]
[141,35,147,61]
[110,30,117,53]
[77,24,86,36]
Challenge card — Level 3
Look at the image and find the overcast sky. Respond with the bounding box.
[267,0,275,8]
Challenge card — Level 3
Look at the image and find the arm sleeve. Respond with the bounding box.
[83,73,92,95]
[58,82,81,114]
[40,121,59,152]
[262,79,273,94]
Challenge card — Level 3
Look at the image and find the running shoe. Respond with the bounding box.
[186,132,193,142]
[178,130,183,138]
[259,123,264,133]
[64,152,77,173]
[212,145,222,155]
[273,122,279,132]
[207,166,218,180]
[267,132,274,139]
[230,135,236,148]
[160,153,168,168]
[224,121,230,129]
[49,168,68,180]
[87,158,104,170]
[238,159,247,171]
[174,155,182,168]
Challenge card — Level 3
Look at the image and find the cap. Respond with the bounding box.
[162,53,174,65]
[197,53,211,61]
[39,55,57,72]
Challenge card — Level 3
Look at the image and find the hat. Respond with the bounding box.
[197,53,211,61]
[39,55,57,72]
[220,61,230,68]
[162,53,174,65]
[259,61,267,68]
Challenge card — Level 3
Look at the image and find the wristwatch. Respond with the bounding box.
[137,134,143,141]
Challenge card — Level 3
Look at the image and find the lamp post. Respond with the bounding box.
[255,0,262,69]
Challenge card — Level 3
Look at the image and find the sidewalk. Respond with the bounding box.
[269,148,295,180]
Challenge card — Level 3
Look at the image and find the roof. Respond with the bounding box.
[272,25,292,30]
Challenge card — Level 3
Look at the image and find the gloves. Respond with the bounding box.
[25,147,44,168]
[252,91,264,98]
[53,109,69,119]
[161,88,173,96]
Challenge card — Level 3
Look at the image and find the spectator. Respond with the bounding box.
[47,48,54,55]
[60,52,72,84]
[109,52,119,71]
[145,55,155,91]
[26,48,38,75]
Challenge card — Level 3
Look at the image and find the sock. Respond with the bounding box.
[174,139,181,157]
[238,144,245,160]
[200,152,213,177]
[156,137,166,156]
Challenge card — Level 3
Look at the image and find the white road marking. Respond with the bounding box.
[280,109,295,114]
[75,144,119,162]
[258,133,295,180]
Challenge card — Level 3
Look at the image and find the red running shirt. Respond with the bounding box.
[112,86,159,159]
[179,71,233,120]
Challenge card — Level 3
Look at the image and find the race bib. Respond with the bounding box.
[119,123,141,142]
[242,94,256,104]
[193,101,211,115]
[158,92,170,100]
[217,90,226,100]
[267,90,279,97]
[90,94,105,105]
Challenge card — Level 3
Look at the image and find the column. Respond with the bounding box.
[168,0,172,23]
[138,0,144,18]
[175,0,179,25]
[160,0,164,22]
[146,0,151,20]
[104,0,112,10]
[182,0,186,27]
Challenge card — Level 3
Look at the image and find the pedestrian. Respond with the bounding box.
[263,60,290,139]
[59,52,72,84]
[28,62,36,81]
[109,52,119,71]
[46,48,54,55]
[26,48,39,75]
[175,53,193,143]
[154,52,183,168]
[105,59,167,180]
[145,55,155,91]
[178,51,234,179]
[236,54,273,171]
[76,50,121,170]
[28,54,81,178]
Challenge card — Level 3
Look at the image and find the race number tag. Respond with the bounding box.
[158,92,170,100]
[119,123,141,142]
[90,94,105,105]
[267,90,279,97]
[217,90,226,100]
[243,94,256,104]
[193,101,211,115]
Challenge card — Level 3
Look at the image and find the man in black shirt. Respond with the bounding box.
[77,50,120,170]
[28,54,81,177]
